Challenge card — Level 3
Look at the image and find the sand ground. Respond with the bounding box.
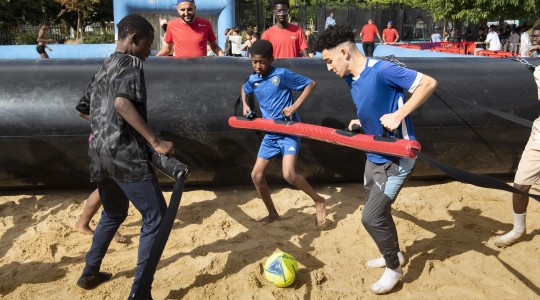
[0,180,538,299]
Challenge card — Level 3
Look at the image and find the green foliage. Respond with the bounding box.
[311,0,539,23]
[12,30,38,45]
[421,0,538,23]
[83,31,114,44]
[0,0,60,28]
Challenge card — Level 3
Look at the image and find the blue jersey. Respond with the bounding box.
[244,67,312,139]
[345,58,422,164]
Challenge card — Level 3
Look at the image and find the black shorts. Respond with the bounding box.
[36,45,46,54]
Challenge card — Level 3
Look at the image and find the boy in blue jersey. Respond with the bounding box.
[316,25,437,294]
[240,39,327,226]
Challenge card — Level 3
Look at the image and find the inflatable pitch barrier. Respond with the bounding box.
[228,117,421,158]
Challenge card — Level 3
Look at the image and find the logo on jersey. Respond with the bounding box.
[272,76,280,86]
[291,36,298,39]
[288,146,296,151]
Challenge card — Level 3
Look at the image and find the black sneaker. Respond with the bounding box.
[128,292,153,300]
[77,272,112,289]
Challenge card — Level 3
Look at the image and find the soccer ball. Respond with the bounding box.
[263,251,298,287]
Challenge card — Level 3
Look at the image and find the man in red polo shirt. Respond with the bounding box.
[156,0,224,57]
[382,21,399,45]
[359,19,382,57]
[261,0,308,58]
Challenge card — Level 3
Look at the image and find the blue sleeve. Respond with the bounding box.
[379,62,419,92]
[243,75,254,94]
[282,68,311,91]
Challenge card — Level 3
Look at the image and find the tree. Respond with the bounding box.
[54,0,100,41]
[309,0,539,24]
[385,0,537,23]
[0,0,61,28]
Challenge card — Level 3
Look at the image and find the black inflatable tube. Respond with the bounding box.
[0,57,537,189]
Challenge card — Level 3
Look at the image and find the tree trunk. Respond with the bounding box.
[76,11,80,40]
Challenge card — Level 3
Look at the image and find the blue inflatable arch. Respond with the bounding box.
[0,0,236,58]
[114,0,235,50]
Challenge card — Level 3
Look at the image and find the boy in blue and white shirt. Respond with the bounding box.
[241,39,327,226]
[316,25,437,294]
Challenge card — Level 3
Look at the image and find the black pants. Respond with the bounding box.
[82,176,167,297]
[362,42,375,57]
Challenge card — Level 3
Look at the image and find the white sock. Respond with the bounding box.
[494,212,526,247]
[366,252,405,268]
[512,212,526,234]
[370,266,403,294]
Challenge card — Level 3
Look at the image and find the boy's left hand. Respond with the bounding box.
[154,140,174,155]
[282,105,297,118]
[380,112,402,132]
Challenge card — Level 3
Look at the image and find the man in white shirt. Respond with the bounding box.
[431,31,442,42]
[520,26,532,57]
[325,13,336,29]
[484,25,501,50]
[228,27,243,57]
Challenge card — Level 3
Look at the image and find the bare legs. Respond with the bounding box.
[251,155,326,226]
[493,183,530,247]
[74,189,126,243]
[512,183,530,214]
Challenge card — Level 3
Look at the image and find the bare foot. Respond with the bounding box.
[314,197,327,226]
[73,221,94,235]
[255,215,280,223]
[113,231,127,243]
[74,221,126,243]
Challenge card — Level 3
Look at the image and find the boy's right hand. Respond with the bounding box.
[153,140,174,155]
[243,106,251,116]
[348,119,361,131]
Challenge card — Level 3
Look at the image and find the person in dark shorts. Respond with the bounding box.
[316,25,437,294]
[36,23,54,58]
[75,14,174,299]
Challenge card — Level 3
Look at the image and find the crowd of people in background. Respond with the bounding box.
[430,22,536,57]
[34,4,539,60]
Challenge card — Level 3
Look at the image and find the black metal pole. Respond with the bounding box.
[303,0,307,29]
[256,0,260,31]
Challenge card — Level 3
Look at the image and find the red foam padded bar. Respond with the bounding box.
[228,117,421,158]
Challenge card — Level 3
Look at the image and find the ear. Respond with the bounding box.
[131,33,140,45]
[339,47,351,60]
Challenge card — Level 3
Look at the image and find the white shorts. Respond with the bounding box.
[515,138,540,185]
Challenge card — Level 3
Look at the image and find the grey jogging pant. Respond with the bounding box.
[362,158,415,269]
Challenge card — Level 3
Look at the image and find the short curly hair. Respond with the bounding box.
[117,14,154,40]
[273,0,290,8]
[315,25,355,53]
[250,39,273,58]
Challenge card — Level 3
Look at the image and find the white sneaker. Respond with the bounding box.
[370,267,403,294]
[493,230,525,248]
[366,252,405,268]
